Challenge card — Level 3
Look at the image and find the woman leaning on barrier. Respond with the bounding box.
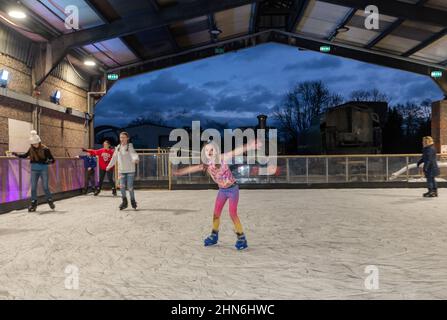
[12,130,56,212]
[417,136,440,198]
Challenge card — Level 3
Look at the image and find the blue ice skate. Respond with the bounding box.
[204,232,219,247]
[235,235,248,251]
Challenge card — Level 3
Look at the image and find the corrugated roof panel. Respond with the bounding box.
[0,25,35,66]
[410,34,447,63]
[171,16,211,48]
[215,5,251,39]
[373,35,420,55]
[83,38,138,67]
[296,0,353,39]
[425,0,447,10]
[83,46,117,68]
[105,0,152,17]
[175,30,211,48]
[51,60,90,89]
[391,20,443,41]
[373,20,444,54]
[22,0,104,33]
[336,10,398,46]
[133,28,174,57]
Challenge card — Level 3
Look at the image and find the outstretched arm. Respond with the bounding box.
[83,148,98,156]
[222,139,262,162]
[12,149,30,159]
[173,164,205,176]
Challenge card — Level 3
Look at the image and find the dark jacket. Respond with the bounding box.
[15,147,55,165]
[79,155,97,169]
[417,145,439,177]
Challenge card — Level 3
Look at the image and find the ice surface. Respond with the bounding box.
[0,189,447,299]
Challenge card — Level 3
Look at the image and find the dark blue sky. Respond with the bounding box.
[95,43,443,128]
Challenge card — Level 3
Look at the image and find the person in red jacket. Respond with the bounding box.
[83,140,117,196]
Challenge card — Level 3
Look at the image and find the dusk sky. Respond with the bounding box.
[95,42,444,129]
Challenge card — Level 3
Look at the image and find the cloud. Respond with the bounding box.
[136,72,188,95]
[202,80,229,89]
[283,55,343,71]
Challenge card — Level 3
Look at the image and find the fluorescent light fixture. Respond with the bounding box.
[84,59,96,66]
[51,90,61,104]
[8,10,27,19]
[0,70,10,88]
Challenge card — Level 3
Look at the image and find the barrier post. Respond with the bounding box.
[306,158,309,184]
[345,157,349,182]
[168,158,172,191]
[386,156,389,181]
[406,156,409,181]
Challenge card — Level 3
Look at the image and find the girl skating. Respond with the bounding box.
[417,136,440,197]
[173,140,260,251]
[106,132,139,210]
[12,130,56,212]
[83,140,116,196]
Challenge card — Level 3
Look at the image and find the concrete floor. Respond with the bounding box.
[0,188,447,299]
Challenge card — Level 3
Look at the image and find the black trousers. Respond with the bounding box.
[84,169,96,191]
[98,169,115,190]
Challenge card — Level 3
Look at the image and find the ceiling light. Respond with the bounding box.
[84,59,96,67]
[8,10,27,19]
[337,26,350,33]
[210,28,222,36]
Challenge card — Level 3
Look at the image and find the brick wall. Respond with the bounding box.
[39,75,88,113]
[0,53,32,95]
[0,54,89,157]
[431,100,447,153]
[39,109,86,157]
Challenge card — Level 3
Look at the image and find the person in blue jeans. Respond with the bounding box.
[12,130,55,212]
[78,153,98,194]
[106,132,139,210]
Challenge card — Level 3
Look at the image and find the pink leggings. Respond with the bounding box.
[213,185,243,234]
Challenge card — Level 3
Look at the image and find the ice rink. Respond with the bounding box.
[1,188,447,299]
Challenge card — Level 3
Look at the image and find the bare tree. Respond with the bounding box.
[128,111,166,127]
[274,81,342,145]
[350,88,390,103]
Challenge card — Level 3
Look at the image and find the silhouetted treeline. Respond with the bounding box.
[274,81,433,154]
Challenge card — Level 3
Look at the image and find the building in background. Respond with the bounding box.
[301,101,388,154]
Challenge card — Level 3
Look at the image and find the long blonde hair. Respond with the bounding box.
[201,141,221,167]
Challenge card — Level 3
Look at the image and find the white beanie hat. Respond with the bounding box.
[29,130,41,144]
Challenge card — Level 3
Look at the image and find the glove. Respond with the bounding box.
[11,152,18,157]
[82,148,88,152]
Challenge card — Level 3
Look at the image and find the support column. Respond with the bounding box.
[431,99,447,153]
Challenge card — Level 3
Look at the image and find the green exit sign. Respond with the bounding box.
[431,70,443,78]
[320,46,331,53]
[107,73,119,81]
[215,48,225,54]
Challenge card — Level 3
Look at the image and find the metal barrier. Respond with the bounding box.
[0,157,86,204]
[2,154,444,205]
[170,154,447,186]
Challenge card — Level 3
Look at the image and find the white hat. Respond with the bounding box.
[29,130,41,144]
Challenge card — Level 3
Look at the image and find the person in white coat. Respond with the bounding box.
[107,132,139,210]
